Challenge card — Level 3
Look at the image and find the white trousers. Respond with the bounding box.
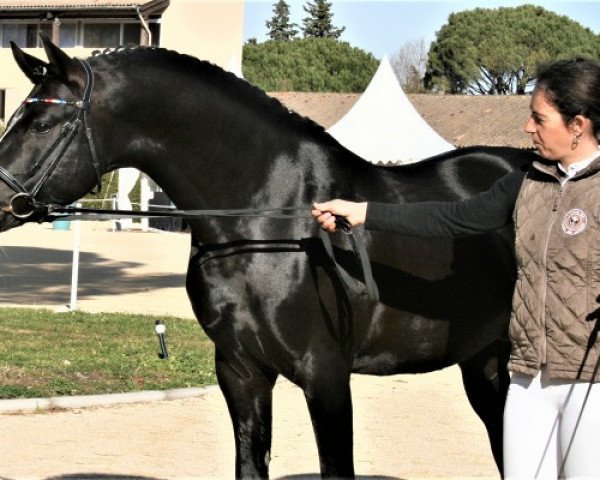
[503,366,600,479]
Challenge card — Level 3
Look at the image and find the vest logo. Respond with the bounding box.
[562,208,588,235]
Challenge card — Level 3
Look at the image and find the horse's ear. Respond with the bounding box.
[10,42,49,84]
[40,35,86,90]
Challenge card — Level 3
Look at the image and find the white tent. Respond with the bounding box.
[327,56,454,164]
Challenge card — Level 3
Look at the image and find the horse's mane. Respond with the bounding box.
[90,46,344,149]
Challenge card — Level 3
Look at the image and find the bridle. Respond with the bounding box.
[0,58,102,220]
[0,58,380,302]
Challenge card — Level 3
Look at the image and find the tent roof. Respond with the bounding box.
[327,56,455,164]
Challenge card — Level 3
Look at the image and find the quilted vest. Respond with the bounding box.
[509,157,600,381]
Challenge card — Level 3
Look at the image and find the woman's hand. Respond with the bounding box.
[312,200,368,232]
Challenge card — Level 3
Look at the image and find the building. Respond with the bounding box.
[0,0,244,230]
[0,0,244,121]
[270,92,533,154]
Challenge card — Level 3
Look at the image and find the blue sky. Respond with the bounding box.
[244,1,600,58]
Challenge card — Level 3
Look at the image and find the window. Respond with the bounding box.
[1,23,51,48]
[83,22,160,47]
[123,23,140,45]
[0,20,160,48]
[124,22,160,46]
[59,22,77,48]
[83,23,120,47]
[149,22,160,46]
[0,89,5,123]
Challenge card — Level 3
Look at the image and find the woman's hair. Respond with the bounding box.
[535,57,600,137]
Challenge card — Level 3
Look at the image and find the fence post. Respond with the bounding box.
[68,203,82,311]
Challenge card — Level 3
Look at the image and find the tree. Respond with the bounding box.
[243,38,378,92]
[302,0,345,39]
[427,5,600,94]
[266,0,298,41]
[391,38,427,93]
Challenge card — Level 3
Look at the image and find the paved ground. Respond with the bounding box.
[0,221,194,318]
[0,221,500,479]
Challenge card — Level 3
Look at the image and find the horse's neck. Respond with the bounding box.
[95,59,368,210]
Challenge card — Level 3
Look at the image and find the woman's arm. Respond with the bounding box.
[313,168,525,237]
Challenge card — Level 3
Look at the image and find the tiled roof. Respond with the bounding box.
[269,92,533,149]
[409,94,532,149]
[270,92,358,132]
[0,0,168,16]
[0,1,154,8]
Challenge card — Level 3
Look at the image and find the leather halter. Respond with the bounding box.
[0,58,102,219]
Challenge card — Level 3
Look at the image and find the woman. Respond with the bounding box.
[313,58,600,479]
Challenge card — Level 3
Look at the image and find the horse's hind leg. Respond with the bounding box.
[303,363,354,478]
[216,349,278,479]
[459,339,510,477]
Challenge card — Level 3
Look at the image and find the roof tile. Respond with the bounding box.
[0,1,155,10]
[269,92,533,149]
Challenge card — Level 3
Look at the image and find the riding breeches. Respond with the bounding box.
[503,366,600,479]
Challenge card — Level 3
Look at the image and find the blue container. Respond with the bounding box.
[53,220,71,230]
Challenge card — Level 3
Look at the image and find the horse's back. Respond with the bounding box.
[367,146,535,204]
[350,146,535,374]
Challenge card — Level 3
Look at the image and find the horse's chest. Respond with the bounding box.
[192,248,308,320]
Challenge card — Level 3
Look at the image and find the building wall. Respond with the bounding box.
[0,46,93,119]
[0,0,244,120]
[161,0,244,72]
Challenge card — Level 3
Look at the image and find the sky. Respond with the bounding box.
[243,0,600,58]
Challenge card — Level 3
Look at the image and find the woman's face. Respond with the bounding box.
[524,89,573,162]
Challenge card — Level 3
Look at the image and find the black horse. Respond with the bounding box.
[0,38,537,478]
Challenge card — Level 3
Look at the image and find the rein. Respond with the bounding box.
[49,203,380,302]
[0,58,379,303]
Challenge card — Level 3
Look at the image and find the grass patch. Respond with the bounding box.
[0,307,215,398]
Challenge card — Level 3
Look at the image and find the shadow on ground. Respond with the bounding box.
[0,476,161,480]
[2,476,404,480]
[277,475,404,480]
[0,246,186,306]
[46,476,161,480]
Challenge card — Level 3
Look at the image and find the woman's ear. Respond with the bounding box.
[570,114,593,137]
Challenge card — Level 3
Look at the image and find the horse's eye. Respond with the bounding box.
[32,121,51,134]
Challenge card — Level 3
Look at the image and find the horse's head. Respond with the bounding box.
[0,37,102,231]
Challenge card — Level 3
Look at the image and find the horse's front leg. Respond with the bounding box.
[303,359,354,478]
[216,349,278,479]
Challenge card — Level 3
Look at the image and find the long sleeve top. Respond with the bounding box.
[364,169,526,237]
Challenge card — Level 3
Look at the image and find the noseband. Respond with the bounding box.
[0,58,102,219]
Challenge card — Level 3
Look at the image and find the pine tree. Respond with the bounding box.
[266,0,298,41]
[243,38,378,92]
[301,0,345,39]
[427,5,600,94]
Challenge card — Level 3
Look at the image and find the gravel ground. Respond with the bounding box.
[0,222,500,479]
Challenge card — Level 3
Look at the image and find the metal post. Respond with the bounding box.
[68,202,82,311]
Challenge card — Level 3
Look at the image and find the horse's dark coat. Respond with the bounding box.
[0,39,538,478]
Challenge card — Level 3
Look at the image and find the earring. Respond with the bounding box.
[571,133,582,150]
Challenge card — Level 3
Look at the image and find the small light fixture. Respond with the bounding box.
[155,320,169,359]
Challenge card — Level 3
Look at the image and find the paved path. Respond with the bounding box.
[0,222,194,318]
[0,221,499,479]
